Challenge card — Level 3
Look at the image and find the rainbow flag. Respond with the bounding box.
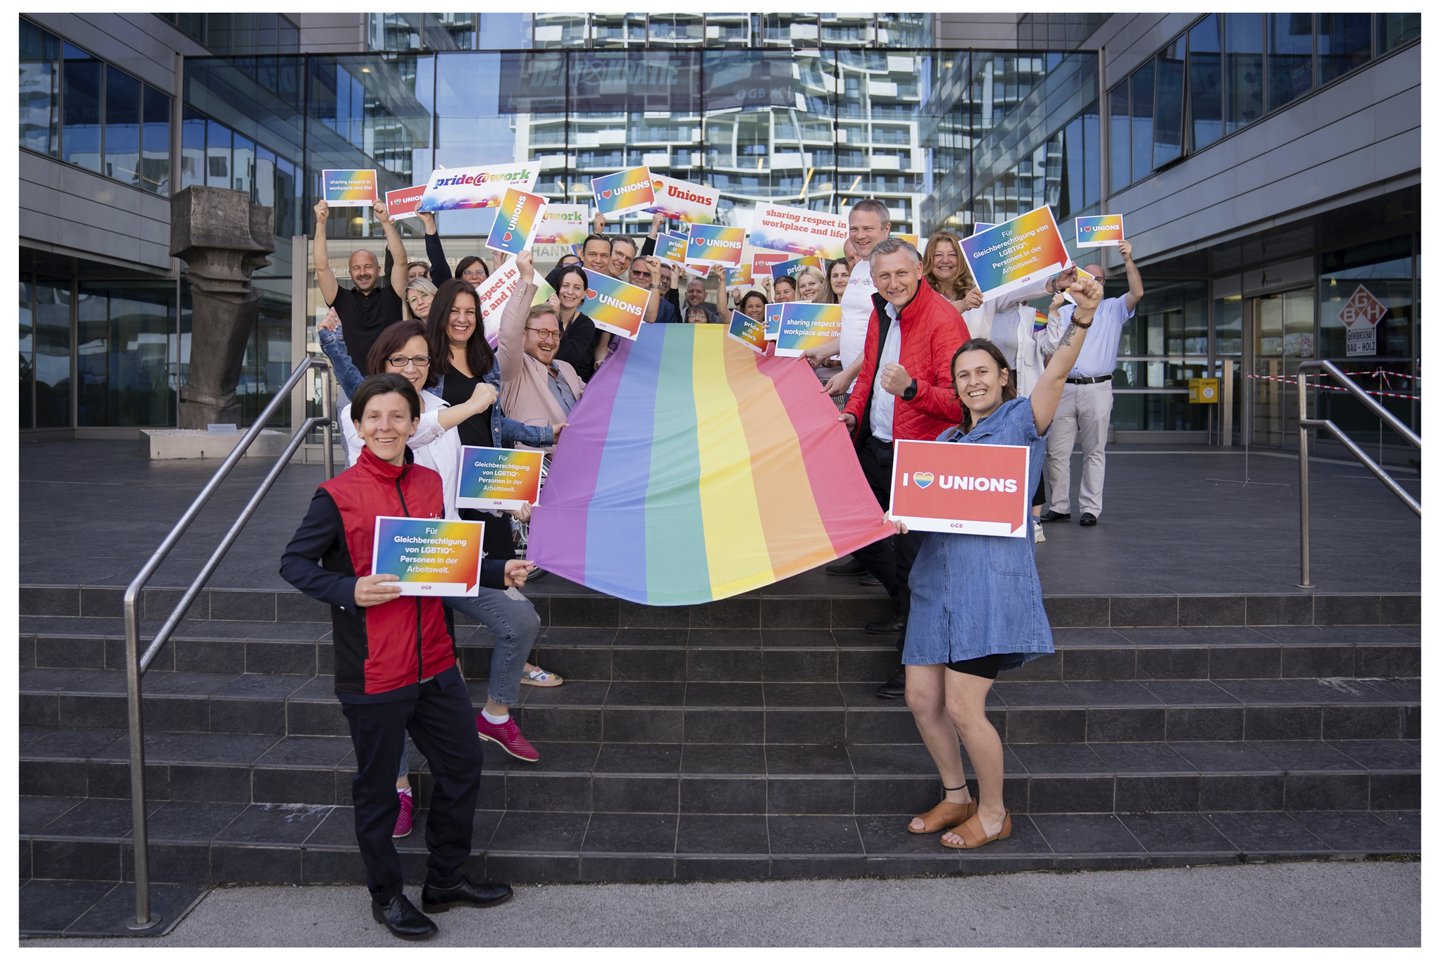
[528,325,893,605]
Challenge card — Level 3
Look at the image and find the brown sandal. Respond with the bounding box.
[907,786,977,835]
[940,811,1013,849]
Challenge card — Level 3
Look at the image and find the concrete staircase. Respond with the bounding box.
[19,577,1421,932]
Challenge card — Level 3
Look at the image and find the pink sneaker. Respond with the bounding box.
[475,714,540,763]
[392,791,414,839]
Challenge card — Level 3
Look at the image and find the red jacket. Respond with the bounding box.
[843,280,970,443]
[282,447,458,699]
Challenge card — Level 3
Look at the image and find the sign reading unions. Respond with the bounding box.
[889,440,1031,538]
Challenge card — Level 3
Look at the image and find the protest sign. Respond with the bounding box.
[457,446,544,511]
[644,174,719,224]
[889,440,1030,538]
[383,185,426,220]
[591,166,655,216]
[535,204,590,245]
[769,255,823,280]
[972,221,996,235]
[1063,267,1098,305]
[486,187,548,256]
[372,516,485,596]
[475,260,557,345]
[748,203,848,260]
[763,303,784,341]
[959,205,1069,300]
[584,269,652,340]
[685,224,747,267]
[750,251,792,277]
[774,303,843,358]
[1075,214,1125,248]
[654,231,690,265]
[727,309,768,353]
[418,163,539,213]
[322,169,378,206]
[723,263,753,288]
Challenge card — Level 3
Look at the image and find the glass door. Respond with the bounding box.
[1247,286,1315,447]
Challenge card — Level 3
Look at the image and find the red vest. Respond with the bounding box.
[321,447,456,696]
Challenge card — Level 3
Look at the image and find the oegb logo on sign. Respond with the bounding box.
[1339,285,1388,328]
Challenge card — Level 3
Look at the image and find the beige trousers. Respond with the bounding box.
[1044,380,1113,517]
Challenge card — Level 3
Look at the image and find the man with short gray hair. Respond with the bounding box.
[840,236,971,698]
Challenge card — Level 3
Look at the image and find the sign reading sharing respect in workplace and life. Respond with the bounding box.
[322,169,378,207]
[888,440,1031,538]
[456,446,545,511]
[774,303,843,358]
[960,204,1070,301]
[583,269,652,340]
[371,516,485,596]
[474,260,556,345]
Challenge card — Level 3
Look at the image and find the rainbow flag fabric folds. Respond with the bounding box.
[528,325,894,606]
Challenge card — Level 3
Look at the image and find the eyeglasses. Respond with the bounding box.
[524,327,560,342]
[386,355,431,368]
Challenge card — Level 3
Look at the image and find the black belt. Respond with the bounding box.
[1066,375,1113,385]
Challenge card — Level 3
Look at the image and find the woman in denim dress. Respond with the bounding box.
[897,275,1103,850]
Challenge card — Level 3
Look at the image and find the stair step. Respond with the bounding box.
[19,799,1421,886]
[19,617,1422,684]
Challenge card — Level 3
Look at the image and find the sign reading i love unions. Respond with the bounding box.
[591,167,656,216]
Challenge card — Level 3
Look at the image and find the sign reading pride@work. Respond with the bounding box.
[457,446,545,511]
[583,269,652,340]
[1075,214,1125,249]
[418,163,539,212]
[591,166,655,216]
[960,204,1070,301]
[643,174,719,224]
[727,309,768,353]
[372,516,485,596]
[486,187,548,255]
[685,224,747,267]
[322,169,378,206]
[534,204,590,245]
[889,440,1031,538]
[774,303,843,358]
[654,231,690,265]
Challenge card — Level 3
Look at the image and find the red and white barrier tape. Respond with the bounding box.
[1245,373,1419,401]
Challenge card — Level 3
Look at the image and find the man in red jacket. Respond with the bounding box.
[841,238,970,698]
[281,374,532,940]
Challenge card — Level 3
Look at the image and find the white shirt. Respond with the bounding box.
[869,302,902,442]
[341,391,462,520]
[838,258,875,370]
[1054,296,1135,378]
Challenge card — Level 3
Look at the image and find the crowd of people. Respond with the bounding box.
[282,193,1142,939]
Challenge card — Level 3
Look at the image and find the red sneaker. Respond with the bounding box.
[475,714,540,763]
[392,791,414,839]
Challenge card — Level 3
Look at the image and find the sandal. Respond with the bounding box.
[940,811,1013,850]
[907,785,977,835]
[519,666,564,688]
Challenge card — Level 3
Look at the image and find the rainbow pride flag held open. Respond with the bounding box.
[528,325,893,605]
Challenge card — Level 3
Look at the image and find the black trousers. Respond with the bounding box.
[851,435,926,651]
[339,666,485,904]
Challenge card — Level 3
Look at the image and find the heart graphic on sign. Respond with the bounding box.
[693,237,705,247]
[600,190,613,200]
[912,472,935,489]
[503,232,513,242]
[652,179,664,191]
[585,289,598,300]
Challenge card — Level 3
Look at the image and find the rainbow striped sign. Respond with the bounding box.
[528,325,893,605]
[457,446,544,510]
[486,187,548,255]
[591,166,655,216]
[774,303,843,358]
[322,169,378,207]
[960,204,1070,301]
[372,516,484,596]
[685,224,747,267]
[1075,214,1125,248]
[584,269,652,341]
[727,309,767,353]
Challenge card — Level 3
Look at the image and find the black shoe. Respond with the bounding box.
[1039,510,1070,523]
[875,667,906,699]
[864,615,905,635]
[1080,513,1098,526]
[421,877,514,913]
[372,895,437,940]
[525,567,548,582]
[859,575,882,587]
[826,556,866,576]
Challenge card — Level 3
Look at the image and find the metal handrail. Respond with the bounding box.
[1297,359,1420,588]
[121,357,336,930]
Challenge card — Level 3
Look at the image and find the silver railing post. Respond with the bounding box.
[1297,369,1312,588]
[122,356,330,930]
[1220,359,1234,448]
[323,364,336,478]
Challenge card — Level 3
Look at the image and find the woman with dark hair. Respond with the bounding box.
[557,253,582,268]
[738,289,769,322]
[826,257,851,300]
[455,255,490,286]
[545,263,601,382]
[896,276,1103,851]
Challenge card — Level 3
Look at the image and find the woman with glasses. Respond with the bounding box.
[404,276,437,323]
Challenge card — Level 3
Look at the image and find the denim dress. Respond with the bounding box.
[902,396,1054,669]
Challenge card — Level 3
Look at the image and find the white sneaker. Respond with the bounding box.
[1032,519,1046,543]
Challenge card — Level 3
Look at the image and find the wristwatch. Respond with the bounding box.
[901,381,918,402]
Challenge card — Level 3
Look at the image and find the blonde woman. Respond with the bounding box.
[403,276,437,323]
[794,264,835,304]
